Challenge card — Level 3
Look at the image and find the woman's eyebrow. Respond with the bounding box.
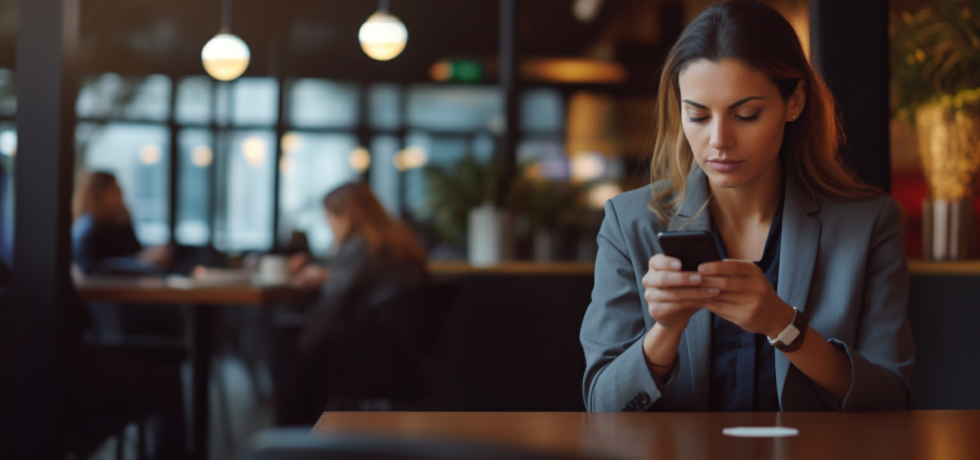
[681,96,766,110]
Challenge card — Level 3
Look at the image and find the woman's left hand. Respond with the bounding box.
[697,260,795,338]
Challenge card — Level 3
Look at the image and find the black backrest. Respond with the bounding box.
[246,429,594,460]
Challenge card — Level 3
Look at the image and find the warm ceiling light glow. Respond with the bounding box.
[349,146,371,173]
[281,132,303,154]
[573,0,605,23]
[570,152,606,182]
[359,12,408,61]
[241,136,267,167]
[139,144,162,165]
[521,59,626,84]
[191,145,213,167]
[279,155,294,175]
[588,183,622,209]
[393,146,427,171]
[201,33,251,81]
[430,61,452,82]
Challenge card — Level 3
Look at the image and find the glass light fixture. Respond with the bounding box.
[202,33,250,81]
[202,0,250,81]
[359,0,408,61]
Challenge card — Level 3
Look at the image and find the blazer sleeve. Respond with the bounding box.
[827,197,916,410]
[580,199,671,412]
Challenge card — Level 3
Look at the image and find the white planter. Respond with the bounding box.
[922,198,973,260]
[534,228,556,262]
[467,204,504,267]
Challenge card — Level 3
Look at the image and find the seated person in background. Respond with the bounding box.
[71,171,169,275]
[275,182,429,424]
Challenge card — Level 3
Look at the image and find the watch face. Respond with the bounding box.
[781,326,800,345]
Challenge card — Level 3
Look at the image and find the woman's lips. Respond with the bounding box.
[706,159,744,172]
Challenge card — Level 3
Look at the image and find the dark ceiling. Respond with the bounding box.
[72,0,631,81]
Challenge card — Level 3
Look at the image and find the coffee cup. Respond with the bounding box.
[257,254,289,285]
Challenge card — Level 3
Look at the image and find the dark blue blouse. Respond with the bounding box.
[708,197,784,412]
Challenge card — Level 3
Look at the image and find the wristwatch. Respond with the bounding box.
[768,307,809,352]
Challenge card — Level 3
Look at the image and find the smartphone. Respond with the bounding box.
[656,230,722,272]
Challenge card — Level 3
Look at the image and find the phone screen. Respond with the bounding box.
[656,230,722,271]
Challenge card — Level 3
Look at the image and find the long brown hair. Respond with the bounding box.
[72,170,128,223]
[648,0,880,219]
[323,182,426,266]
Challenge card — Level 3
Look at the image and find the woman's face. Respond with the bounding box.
[677,58,805,190]
[326,210,351,243]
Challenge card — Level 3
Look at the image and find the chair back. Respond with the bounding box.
[326,281,462,409]
[247,429,593,460]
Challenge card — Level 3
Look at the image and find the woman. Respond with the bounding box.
[72,171,169,274]
[276,182,429,424]
[580,0,914,412]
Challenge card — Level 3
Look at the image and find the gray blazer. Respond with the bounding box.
[580,168,915,412]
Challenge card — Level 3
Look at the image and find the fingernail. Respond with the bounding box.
[689,274,701,283]
[670,261,682,270]
[707,288,720,294]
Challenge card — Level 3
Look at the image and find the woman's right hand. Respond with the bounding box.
[642,254,720,330]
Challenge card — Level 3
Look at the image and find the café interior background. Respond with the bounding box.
[0,0,953,265]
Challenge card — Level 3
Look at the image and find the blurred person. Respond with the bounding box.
[71,171,169,275]
[66,172,189,458]
[275,182,429,425]
[581,0,913,412]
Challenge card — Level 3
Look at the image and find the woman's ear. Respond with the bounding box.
[787,79,807,121]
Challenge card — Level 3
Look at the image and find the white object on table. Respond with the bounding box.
[722,426,799,438]
[256,254,289,286]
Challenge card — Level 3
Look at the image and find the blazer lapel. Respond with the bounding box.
[774,175,821,404]
[666,166,712,411]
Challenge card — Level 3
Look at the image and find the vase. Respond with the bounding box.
[467,204,504,267]
[914,99,980,260]
[533,228,556,262]
[922,199,973,260]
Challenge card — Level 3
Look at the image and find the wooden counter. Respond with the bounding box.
[430,260,980,276]
[312,411,980,460]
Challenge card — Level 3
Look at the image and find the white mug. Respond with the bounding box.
[257,254,289,285]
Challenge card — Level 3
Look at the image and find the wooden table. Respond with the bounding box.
[313,411,980,460]
[75,276,318,460]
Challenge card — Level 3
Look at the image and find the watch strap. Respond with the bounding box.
[771,308,808,353]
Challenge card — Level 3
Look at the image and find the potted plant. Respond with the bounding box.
[891,0,980,260]
[420,156,506,266]
[508,176,585,262]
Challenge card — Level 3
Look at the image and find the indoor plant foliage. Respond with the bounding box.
[891,0,980,259]
[891,0,980,200]
[419,155,499,244]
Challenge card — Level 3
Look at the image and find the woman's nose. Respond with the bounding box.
[707,118,735,151]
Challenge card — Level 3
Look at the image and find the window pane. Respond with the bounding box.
[0,123,14,266]
[232,78,278,126]
[177,129,213,245]
[406,85,502,132]
[217,130,275,251]
[279,132,359,255]
[0,69,16,117]
[370,135,400,214]
[521,88,563,133]
[289,79,359,128]
[369,83,401,131]
[77,74,171,121]
[176,76,213,125]
[77,123,170,244]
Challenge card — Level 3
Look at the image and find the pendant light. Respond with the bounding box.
[359,0,408,61]
[202,0,250,81]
